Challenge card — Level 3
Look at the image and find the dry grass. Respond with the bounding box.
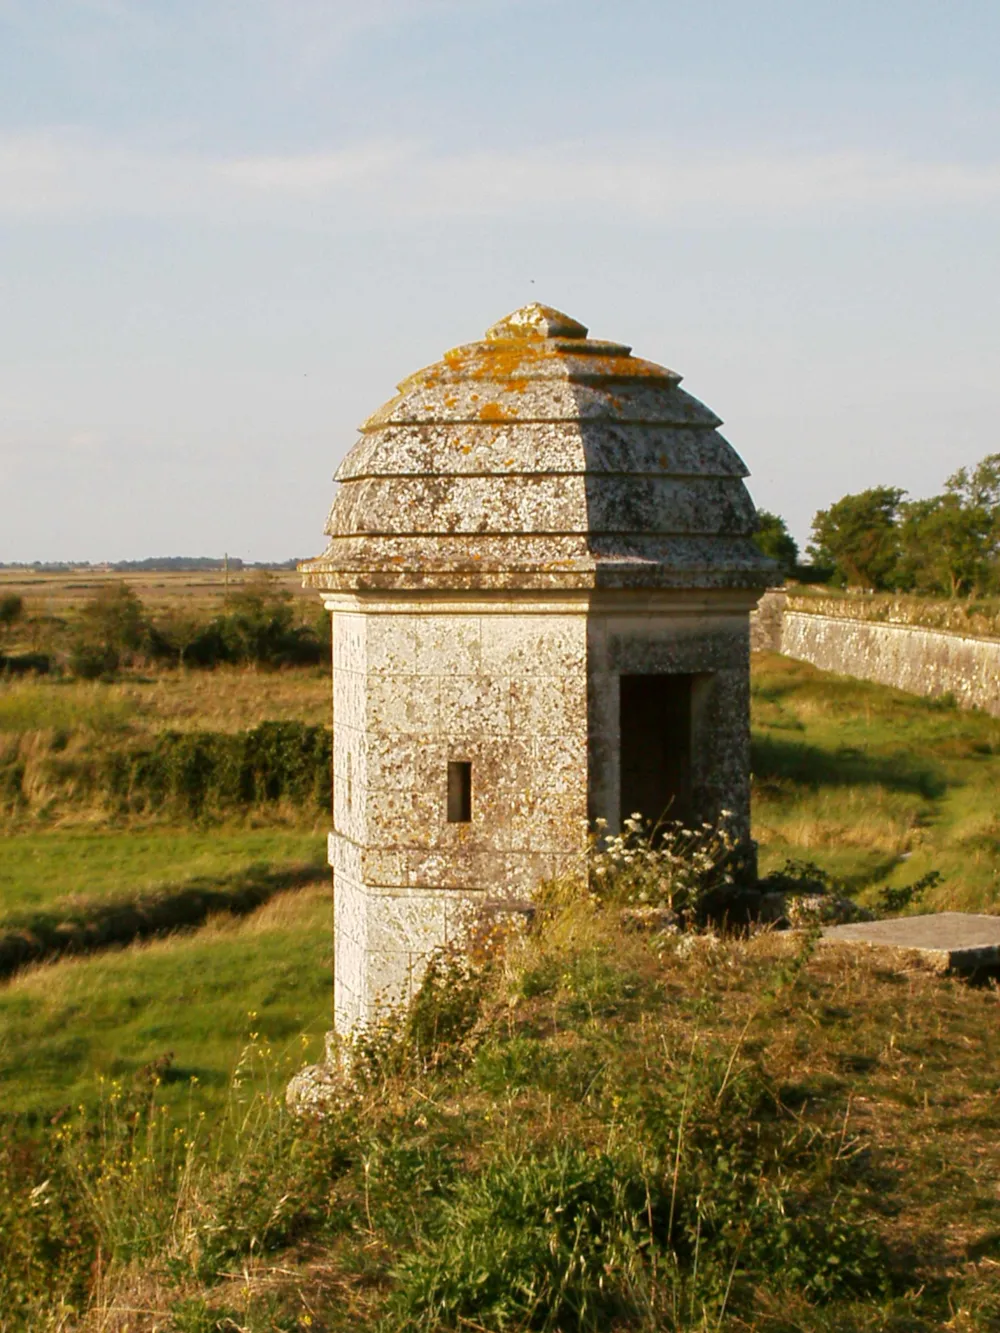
[24,908,1000,1332]
[0,567,312,627]
[0,667,329,736]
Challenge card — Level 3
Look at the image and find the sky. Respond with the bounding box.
[1,0,999,562]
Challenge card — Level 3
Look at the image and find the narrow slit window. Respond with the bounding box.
[447,761,472,823]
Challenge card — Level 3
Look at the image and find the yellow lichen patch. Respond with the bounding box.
[478,402,518,422]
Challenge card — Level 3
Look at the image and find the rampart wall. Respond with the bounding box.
[751,590,1000,716]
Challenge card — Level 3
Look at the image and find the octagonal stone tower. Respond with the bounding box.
[301,304,772,1034]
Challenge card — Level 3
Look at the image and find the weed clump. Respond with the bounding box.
[589,811,738,919]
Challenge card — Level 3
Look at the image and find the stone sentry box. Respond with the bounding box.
[301,304,772,1035]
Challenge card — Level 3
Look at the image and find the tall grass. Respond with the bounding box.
[0,668,330,736]
[0,682,137,734]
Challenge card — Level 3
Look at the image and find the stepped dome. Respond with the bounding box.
[302,303,772,592]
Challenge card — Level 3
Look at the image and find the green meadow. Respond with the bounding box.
[0,828,324,916]
[0,884,331,1120]
[751,652,1000,912]
[1,654,999,1129]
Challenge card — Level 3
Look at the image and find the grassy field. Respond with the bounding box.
[0,668,330,735]
[0,828,324,916]
[751,652,1000,912]
[0,566,313,637]
[0,883,331,1121]
[1,642,1000,1326]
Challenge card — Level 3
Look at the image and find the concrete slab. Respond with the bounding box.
[821,912,1000,972]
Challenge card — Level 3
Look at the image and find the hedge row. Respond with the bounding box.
[103,722,332,817]
[0,722,332,819]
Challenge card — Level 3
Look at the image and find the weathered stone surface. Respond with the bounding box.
[286,1061,345,1117]
[620,905,681,933]
[302,305,769,1036]
[750,589,1000,715]
[821,912,1000,971]
[302,303,771,596]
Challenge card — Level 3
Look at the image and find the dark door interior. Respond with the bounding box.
[619,673,693,832]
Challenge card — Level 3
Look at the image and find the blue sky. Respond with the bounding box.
[2,0,999,561]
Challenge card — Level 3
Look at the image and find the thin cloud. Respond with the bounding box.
[222,144,407,193]
[2,127,999,226]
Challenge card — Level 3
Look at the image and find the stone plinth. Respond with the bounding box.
[821,912,1000,972]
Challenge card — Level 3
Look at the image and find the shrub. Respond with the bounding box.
[173,576,326,669]
[351,948,489,1084]
[69,637,120,679]
[192,1103,353,1279]
[69,583,148,677]
[0,1123,96,1324]
[0,593,24,647]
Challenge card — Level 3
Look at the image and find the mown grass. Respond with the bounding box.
[0,828,324,916]
[5,902,1000,1331]
[751,652,1000,911]
[0,882,331,1122]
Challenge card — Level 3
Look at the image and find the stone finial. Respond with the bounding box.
[485,303,588,341]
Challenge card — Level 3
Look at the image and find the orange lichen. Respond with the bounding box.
[478,402,517,422]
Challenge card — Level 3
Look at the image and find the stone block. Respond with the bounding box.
[362,615,420,674]
[820,912,1000,972]
[412,616,482,676]
[438,674,512,736]
[480,614,586,677]
[510,675,587,737]
[365,888,451,955]
[366,673,441,735]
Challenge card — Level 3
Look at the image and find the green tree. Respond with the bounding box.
[71,583,147,677]
[809,487,904,589]
[945,452,1000,593]
[945,452,1000,511]
[898,494,992,597]
[752,510,799,578]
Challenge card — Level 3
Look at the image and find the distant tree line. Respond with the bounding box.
[0,557,302,572]
[755,452,1000,597]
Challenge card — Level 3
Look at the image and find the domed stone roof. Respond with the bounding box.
[301,303,772,592]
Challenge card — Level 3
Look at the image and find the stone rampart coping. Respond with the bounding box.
[820,912,1000,972]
